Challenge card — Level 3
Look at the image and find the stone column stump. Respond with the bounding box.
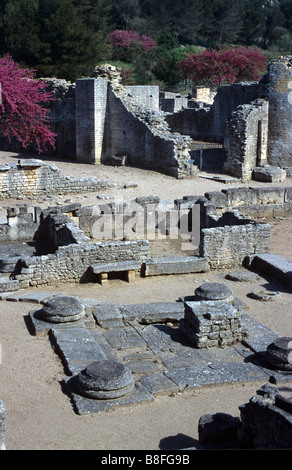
[40,295,86,323]
[76,360,135,400]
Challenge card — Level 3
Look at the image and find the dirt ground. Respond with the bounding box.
[0,151,291,451]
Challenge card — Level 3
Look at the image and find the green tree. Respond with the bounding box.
[139,0,204,44]
[202,0,244,46]
[239,0,267,46]
[2,0,106,81]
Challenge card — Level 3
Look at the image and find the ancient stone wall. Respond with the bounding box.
[224,99,269,179]
[205,186,292,219]
[267,56,292,169]
[126,86,160,111]
[105,85,192,177]
[0,159,108,199]
[41,78,76,160]
[75,78,108,164]
[14,239,149,288]
[159,92,188,113]
[165,82,265,143]
[238,385,292,449]
[199,223,270,269]
[76,65,192,178]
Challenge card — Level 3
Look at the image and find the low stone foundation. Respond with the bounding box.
[0,159,108,199]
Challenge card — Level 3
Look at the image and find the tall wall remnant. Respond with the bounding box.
[223,99,269,179]
[75,77,108,165]
[267,56,292,169]
[75,65,192,178]
[2,58,292,181]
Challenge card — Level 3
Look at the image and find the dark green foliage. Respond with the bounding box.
[1,0,109,81]
[0,0,291,85]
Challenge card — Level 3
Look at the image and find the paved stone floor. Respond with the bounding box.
[4,289,289,415]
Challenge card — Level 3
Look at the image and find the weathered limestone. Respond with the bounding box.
[252,165,286,182]
[195,282,234,302]
[198,413,239,449]
[0,159,108,200]
[143,256,209,276]
[266,337,292,371]
[76,360,135,399]
[200,223,270,269]
[0,277,19,293]
[249,290,280,302]
[226,270,259,282]
[181,282,249,349]
[238,384,292,449]
[91,260,141,284]
[267,56,292,168]
[14,239,149,289]
[75,77,108,164]
[183,301,248,349]
[77,65,193,178]
[40,295,86,323]
[246,253,292,288]
[224,99,269,180]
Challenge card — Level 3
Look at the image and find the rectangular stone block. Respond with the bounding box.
[121,302,185,323]
[50,327,107,375]
[143,255,209,276]
[249,253,292,288]
[0,277,19,293]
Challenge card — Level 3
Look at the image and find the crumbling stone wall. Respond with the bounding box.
[126,86,160,111]
[165,82,266,143]
[14,238,149,288]
[0,159,108,199]
[41,78,76,159]
[224,99,269,179]
[192,86,216,104]
[199,223,270,269]
[205,186,292,219]
[267,56,292,169]
[159,92,188,113]
[238,385,292,449]
[76,65,192,178]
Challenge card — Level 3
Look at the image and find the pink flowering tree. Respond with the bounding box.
[107,30,157,53]
[0,54,56,153]
[179,46,268,88]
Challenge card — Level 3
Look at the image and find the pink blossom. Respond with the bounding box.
[0,54,56,152]
[107,30,157,52]
[179,47,268,88]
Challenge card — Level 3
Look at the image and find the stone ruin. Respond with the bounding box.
[0,58,291,450]
[195,383,292,449]
[182,283,249,349]
[19,277,290,432]
[0,185,276,290]
[2,56,292,181]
